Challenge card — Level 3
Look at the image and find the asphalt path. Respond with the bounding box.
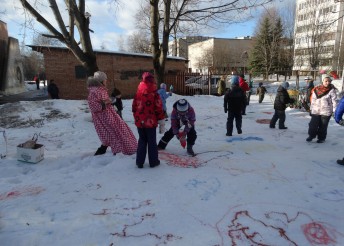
[0,89,49,105]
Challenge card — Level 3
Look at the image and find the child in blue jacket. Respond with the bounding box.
[157,83,172,120]
[335,93,344,165]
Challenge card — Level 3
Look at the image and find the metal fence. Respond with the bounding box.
[164,72,227,96]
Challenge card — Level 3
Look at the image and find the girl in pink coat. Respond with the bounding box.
[88,72,137,155]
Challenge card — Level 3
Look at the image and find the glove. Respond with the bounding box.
[224,108,227,113]
[339,119,344,126]
[158,120,165,134]
[177,132,186,148]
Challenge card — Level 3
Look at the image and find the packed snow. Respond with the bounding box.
[0,81,343,246]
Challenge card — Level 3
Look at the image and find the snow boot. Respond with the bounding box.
[157,140,167,150]
[94,145,107,155]
[187,144,195,156]
[337,158,344,165]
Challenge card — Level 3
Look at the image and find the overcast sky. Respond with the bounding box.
[1,0,280,51]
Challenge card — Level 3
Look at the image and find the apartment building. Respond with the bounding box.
[293,0,344,74]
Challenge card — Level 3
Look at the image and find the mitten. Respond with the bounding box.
[339,119,344,126]
[158,120,165,134]
[178,132,186,148]
[224,108,227,113]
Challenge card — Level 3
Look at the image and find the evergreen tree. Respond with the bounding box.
[272,18,283,72]
[249,16,284,80]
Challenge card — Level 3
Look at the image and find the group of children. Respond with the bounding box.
[87,71,196,168]
[87,71,343,167]
[268,75,344,166]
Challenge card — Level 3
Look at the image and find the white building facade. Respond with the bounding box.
[188,37,253,74]
[293,0,344,74]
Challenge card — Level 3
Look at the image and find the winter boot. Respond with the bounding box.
[337,158,344,165]
[157,140,167,150]
[94,145,108,155]
[187,144,195,156]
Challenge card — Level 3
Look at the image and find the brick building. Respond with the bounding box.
[28,45,187,99]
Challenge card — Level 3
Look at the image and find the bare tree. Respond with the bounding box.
[20,0,119,75]
[148,0,273,83]
[127,32,151,53]
[117,36,126,52]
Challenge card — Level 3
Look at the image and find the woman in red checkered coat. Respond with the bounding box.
[87,72,137,156]
[132,72,165,168]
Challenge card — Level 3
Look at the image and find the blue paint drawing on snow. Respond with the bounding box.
[313,189,344,201]
[226,136,264,143]
[185,178,221,201]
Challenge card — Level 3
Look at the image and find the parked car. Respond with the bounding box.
[185,76,217,95]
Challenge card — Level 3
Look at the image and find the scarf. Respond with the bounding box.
[314,84,334,99]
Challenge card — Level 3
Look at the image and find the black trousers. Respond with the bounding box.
[226,111,242,135]
[308,114,331,141]
[246,92,252,105]
[158,126,197,149]
[270,110,286,128]
[258,94,265,103]
[136,128,159,166]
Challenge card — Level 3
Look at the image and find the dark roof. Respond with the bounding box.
[27,45,186,61]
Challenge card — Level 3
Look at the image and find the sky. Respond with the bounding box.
[1,0,264,51]
[0,80,344,245]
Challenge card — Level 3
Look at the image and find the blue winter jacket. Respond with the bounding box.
[335,96,344,123]
[157,88,171,111]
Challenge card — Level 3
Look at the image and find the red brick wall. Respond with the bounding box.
[42,48,186,99]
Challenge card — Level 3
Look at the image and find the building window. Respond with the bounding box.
[75,65,88,79]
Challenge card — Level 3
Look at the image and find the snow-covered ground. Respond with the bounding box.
[0,83,343,246]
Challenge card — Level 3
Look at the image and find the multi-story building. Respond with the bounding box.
[188,37,253,74]
[293,0,344,75]
[168,36,211,59]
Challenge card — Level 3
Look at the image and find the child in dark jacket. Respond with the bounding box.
[256,82,267,103]
[269,82,295,129]
[111,87,123,118]
[157,99,197,156]
[335,93,344,165]
[224,75,246,136]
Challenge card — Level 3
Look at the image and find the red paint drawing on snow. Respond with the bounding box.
[302,222,337,245]
[0,186,45,201]
[225,210,298,245]
[159,151,200,168]
[215,207,344,246]
[256,119,271,124]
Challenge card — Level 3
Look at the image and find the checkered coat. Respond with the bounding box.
[88,86,137,155]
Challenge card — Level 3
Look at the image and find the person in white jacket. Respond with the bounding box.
[306,75,338,143]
